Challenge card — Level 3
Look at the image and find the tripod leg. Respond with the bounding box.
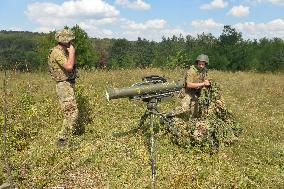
[112,111,149,137]
[149,113,156,188]
[139,111,149,128]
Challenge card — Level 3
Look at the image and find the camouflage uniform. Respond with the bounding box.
[48,29,78,141]
[169,64,208,118]
[165,55,241,150]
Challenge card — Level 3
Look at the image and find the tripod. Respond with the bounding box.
[112,97,180,188]
[136,97,180,188]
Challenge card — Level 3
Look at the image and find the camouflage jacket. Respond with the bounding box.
[184,65,208,94]
[48,46,76,82]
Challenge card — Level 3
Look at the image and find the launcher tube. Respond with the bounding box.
[106,80,184,101]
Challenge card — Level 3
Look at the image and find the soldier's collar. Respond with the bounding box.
[194,65,207,73]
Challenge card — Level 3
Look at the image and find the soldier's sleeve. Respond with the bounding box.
[185,66,196,84]
[53,48,67,66]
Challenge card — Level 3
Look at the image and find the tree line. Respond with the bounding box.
[1,25,284,72]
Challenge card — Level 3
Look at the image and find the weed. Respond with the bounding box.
[0,69,283,188]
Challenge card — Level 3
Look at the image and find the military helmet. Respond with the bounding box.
[195,54,209,64]
[55,29,75,43]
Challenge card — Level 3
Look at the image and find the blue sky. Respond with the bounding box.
[1,0,284,41]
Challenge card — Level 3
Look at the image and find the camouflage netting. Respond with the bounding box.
[169,81,242,151]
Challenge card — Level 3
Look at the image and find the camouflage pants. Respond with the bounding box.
[168,92,199,118]
[56,81,78,140]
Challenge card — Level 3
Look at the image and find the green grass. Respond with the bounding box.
[0,69,284,188]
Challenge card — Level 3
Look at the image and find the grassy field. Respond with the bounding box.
[0,68,284,188]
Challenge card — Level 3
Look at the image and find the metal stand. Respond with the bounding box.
[112,97,180,189]
[136,98,180,189]
[110,75,182,188]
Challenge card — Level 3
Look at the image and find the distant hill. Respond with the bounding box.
[1,25,284,72]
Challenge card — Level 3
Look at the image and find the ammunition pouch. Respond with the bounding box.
[67,78,75,84]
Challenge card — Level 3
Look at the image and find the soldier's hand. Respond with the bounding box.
[203,80,211,87]
[67,44,75,55]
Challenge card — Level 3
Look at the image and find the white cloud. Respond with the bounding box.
[200,0,228,10]
[78,22,116,38]
[269,0,284,6]
[191,18,223,29]
[26,0,119,28]
[118,28,188,41]
[81,18,118,26]
[123,19,166,30]
[243,0,263,4]
[267,19,284,30]
[245,0,284,6]
[34,27,54,33]
[269,0,284,5]
[32,17,71,28]
[227,5,250,17]
[115,0,151,10]
[234,19,284,31]
[234,19,284,38]
[73,17,170,41]
[121,30,143,40]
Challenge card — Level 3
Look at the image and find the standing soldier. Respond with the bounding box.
[167,54,211,118]
[48,28,78,147]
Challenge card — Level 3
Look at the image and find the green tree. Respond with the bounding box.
[133,37,155,68]
[166,49,192,68]
[0,31,43,71]
[35,31,56,71]
[71,25,99,68]
[108,39,134,68]
[257,38,284,72]
[219,25,242,46]
[217,25,247,71]
[155,35,186,68]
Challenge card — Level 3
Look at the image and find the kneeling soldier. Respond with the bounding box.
[167,54,211,118]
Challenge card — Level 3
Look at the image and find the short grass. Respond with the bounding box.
[0,68,284,188]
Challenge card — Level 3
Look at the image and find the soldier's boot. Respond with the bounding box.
[57,138,67,147]
[57,131,67,147]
